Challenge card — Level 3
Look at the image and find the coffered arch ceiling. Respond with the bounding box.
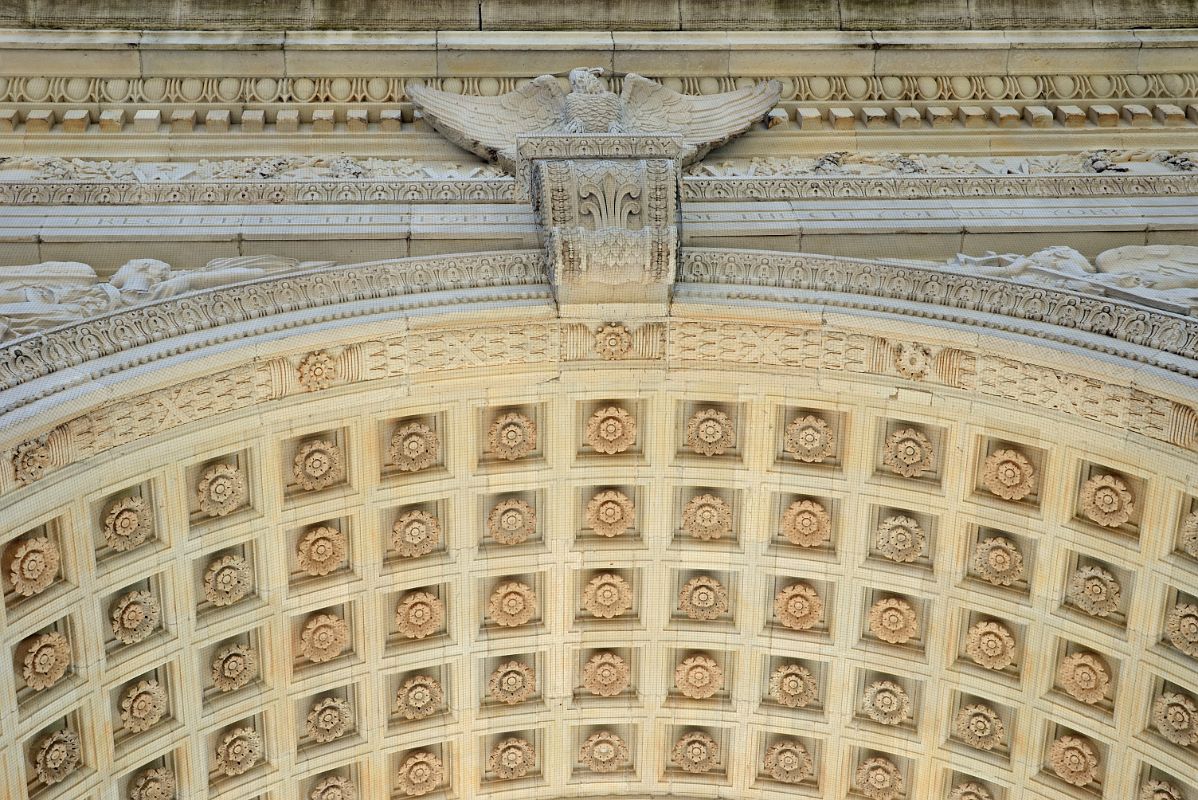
[1,250,1197,800]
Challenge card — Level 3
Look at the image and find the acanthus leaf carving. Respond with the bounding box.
[34,729,80,785]
[195,462,246,517]
[311,776,357,800]
[103,494,153,551]
[966,620,1017,670]
[1166,602,1198,657]
[1080,473,1135,526]
[203,553,252,606]
[773,583,823,631]
[874,515,924,562]
[971,537,1025,586]
[1058,651,1111,704]
[1067,565,1121,617]
[862,680,911,726]
[882,427,935,478]
[685,408,735,456]
[1152,691,1198,747]
[681,493,732,540]
[297,526,347,576]
[19,630,70,690]
[487,412,537,460]
[129,767,176,800]
[982,448,1037,501]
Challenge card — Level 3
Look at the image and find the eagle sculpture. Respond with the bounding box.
[407,67,782,172]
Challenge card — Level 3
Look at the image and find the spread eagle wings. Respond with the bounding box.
[406,75,568,171]
[618,73,783,165]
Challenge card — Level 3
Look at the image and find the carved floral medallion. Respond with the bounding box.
[763,740,812,783]
[584,406,637,454]
[955,704,1005,750]
[203,554,252,606]
[398,752,443,796]
[391,510,441,559]
[1152,691,1198,746]
[196,463,246,517]
[882,427,935,478]
[855,756,903,800]
[20,631,70,690]
[297,350,337,392]
[671,731,718,773]
[581,652,630,696]
[868,597,918,644]
[971,537,1024,586]
[120,678,167,733]
[389,422,439,472]
[1080,473,1135,527]
[1067,565,1121,617]
[1141,780,1185,800]
[293,439,344,491]
[488,581,537,627]
[129,767,175,800]
[1181,510,1198,559]
[783,414,835,462]
[34,729,80,785]
[307,697,352,743]
[395,675,443,719]
[487,499,536,545]
[681,493,732,540]
[685,408,735,456]
[488,412,537,460]
[774,583,823,630]
[675,654,723,699]
[981,449,1036,501]
[488,737,535,780]
[299,613,349,662]
[297,526,346,576]
[949,783,993,800]
[1049,735,1099,787]
[311,776,356,800]
[594,324,632,359]
[966,620,1017,670]
[1166,602,1198,657]
[1057,652,1110,704]
[678,575,728,620]
[4,535,59,596]
[769,663,817,707]
[212,643,257,691]
[103,495,153,551]
[582,573,633,618]
[780,499,831,547]
[874,515,924,562]
[488,660,536,704]
[111,590,160,644]
[214,726,263,777]
[395,592,444,639]
[585,489,634,537]
[580,731,628,772]
[862,680,911,725]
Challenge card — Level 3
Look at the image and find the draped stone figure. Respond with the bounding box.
[0,255,333,341]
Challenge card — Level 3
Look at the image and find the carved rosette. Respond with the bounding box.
[395,675,443,720]
[1152,691,1198,746]
[971,537,1025,586]
[488,737,535,780]
[1049,735,1099,787]
[129,767,176,800]
[893,342,932,380]
[214,727,263,777]
[488,412,537,461]
[672,732,719,773]
[966,621,1017,670]
[868,598,918,644]
[203,554,252,606]
[299,613,349,662]
[311,775,357,800]
[293,440,344,491]
[212,643,257,692]
[1166,602,1198,657]
[580,731,628,773]
[297,526,346,576]
[783,414,835,462]
[1081,473,1135,527]
[882,427,935,478]
[104,495,153,551]
[1057,652,1110,704]
[681,494,732,540]
[34,729,80,785]
[395,592,444,639]
[488,581,537,627]
[488,661,536,705]
[585,490,634,537]
[389,422,439,472]
[763,740,812,783]
[120,679,167,733]
[196,463,246,517]
[398,752,443,796]
[955,704,1005,750]
[774,583,823,630]
[862,680,911,725]
[582,652,630,696]
[769,663,817,708]
[678,575,728,620]
[780,500,831,548]
[487,499,536,546]
[874,515,924,562]
[1067,565,1121,617]
[584,406,637,454]
[111,590,160,644]
[1181,511,1198,559]
[1141,779,1186,800]
[4,536,59,597]
[20,631,70,690]
[675,655,723,699]
[307,697,353,743]
[855,756,904,800]
[582,573,633,618]
[981,449,1037,501]
[594,324,632,359]
[391,510,441,559]
[297,350,336,392]
[685,408,735,456]
[13,439,51,486]
[949,782,993,800]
